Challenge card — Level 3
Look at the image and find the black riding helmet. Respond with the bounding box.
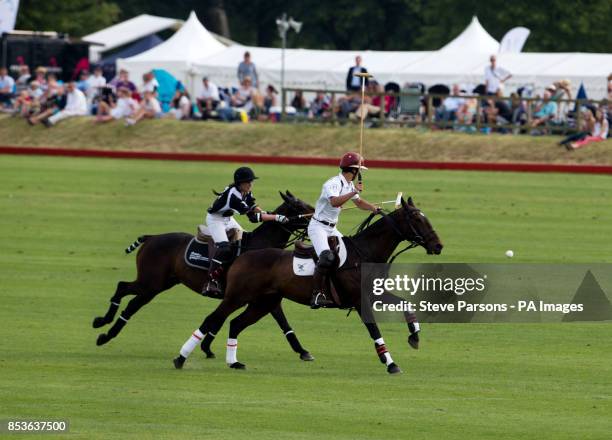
[234,166,258,185]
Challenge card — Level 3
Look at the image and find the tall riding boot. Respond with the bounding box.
[203,249,226,298]
[310,265,335,309]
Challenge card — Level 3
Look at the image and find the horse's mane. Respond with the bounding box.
[353,212,379,236]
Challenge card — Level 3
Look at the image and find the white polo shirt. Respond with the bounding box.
[314,173,360,224]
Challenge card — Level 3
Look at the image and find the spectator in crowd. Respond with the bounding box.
[45,81,88,126]
[28,85,66,125]
[436,84,464,125]
[262,85,278,115]
[530,90,557,130]
[291,90,307,114]
[76,71,90,95]
[0,67,16,108]
[95,87,138,123]
[141,72,159,94]
[231,76,256,112]
[336,92,362,119]
[32,67,48,89]
[196,76,220,119]
[456,95,478,131]
[86,66,107,101]
[346,55,369,92]
[567,108,609,150]
[13,80,43,117]
[509,92,527,130]
[484,55,512,95]
[15,65,31,93]
[237,51,258,88]
[484,90,513,130]
[355,81,384,119]
[169,88,192,120]
[111,69,137,94]
[126,90,162,126]
[308,91,331,119]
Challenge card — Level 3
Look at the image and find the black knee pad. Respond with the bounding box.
[318,250,336,269]
[215,242,233,263]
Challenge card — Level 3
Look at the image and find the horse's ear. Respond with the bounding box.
[285,190,295,200]
[408,196,415,207]
[279,191,290,204]
[400,196,407,209]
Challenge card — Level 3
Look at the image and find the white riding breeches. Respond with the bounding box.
[206,213,243,243]
[307,219,343,257]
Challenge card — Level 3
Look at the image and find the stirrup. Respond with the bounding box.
[310,292,335,309]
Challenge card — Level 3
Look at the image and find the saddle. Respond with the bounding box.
[294,237,339,262]
[184,225,243,270]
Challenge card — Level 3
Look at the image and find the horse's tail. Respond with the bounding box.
[125,235,150,254]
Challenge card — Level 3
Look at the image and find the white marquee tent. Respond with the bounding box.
[83,14,183,62]
[116,12,227,90]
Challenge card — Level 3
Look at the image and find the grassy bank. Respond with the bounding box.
[1,114,610,165]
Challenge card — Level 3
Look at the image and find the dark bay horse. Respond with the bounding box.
[173,196,443,374]
[93,191,315,360]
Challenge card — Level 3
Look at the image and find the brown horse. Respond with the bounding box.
[93,191,315,361]
[173,196,443,374]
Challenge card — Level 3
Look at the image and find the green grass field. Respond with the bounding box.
[1,155,611,439]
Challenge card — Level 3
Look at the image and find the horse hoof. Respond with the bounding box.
[96,333,110,346]
[173,356,185,369]
[387,363,402,374]
[300,352,315,361]
[205,351,216,359]
[92,317,108,328]
[229,362,246,370]
[408,333,420,350]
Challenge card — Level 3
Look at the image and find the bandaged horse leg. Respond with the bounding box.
[310,250,336,309]
[92,281,135,328]
[358,308,401,374]
[173,297,245,369]
[405,311,421,349]
[270,305,314,361]
[225,296,282,369]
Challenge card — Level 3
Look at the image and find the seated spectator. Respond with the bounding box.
[77,71,90,96]
[44,81,88,126]
[456,96,478,131]
[196,76,220,119]
[169,89,192,120]
[509,92,527,129]
[291,90,307,114]
[308,91,331,119]
[111,69,137,95]
[86,66,107,102]
[336,92,362,119]
[95,87,138,123]
[355,82,383,119]
[231,76,255,112]
[568,108,609,150]
[531,90,557,128]
[263,85,278,114]
[13,80,44,117]
[15,65,31,94]
[28,85,66,125]
[126,90,162,126]
[370,82,392,116]
[436,84,464,125]
[32,67,48,90]
[141,71,159,94]
[0,67,16,108]
[484,90,513,128]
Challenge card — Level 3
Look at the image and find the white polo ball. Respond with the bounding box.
[505,250,514,258]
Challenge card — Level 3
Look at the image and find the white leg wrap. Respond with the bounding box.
[180,329,204,358]
[226,338,238,365]
[412,322,421,333]
[383,352,394,366]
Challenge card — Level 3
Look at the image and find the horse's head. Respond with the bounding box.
[395,196,443,255]
[274,190,315,230]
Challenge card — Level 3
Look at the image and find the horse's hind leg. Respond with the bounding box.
[225,295,282,369]
[270,304,314,361]
[173,297,245,369]
[96,291,156,346]
[92,281,135,328]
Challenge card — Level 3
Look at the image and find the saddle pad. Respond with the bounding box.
[292,238,348,276]
[184,237,210,270]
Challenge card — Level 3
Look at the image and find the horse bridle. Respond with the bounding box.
[379,208,437,263]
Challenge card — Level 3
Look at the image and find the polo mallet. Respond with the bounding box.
[355,71,373,189]
[341,192,403,211]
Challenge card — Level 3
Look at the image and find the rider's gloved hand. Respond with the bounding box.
[275,214,289,224]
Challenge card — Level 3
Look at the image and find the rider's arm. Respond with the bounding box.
[329,190,358,208]
[352,197,379,213]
